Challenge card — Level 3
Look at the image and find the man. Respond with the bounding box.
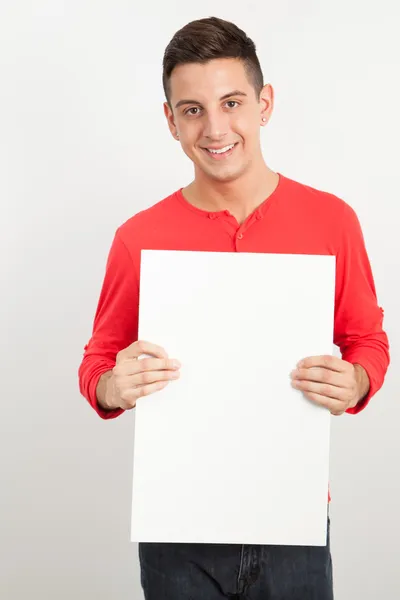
[78,16,389,600]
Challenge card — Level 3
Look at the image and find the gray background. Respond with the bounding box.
[1,1,399,599]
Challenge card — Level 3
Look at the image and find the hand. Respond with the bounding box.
[107,340,181,410]
[290,355,369,416]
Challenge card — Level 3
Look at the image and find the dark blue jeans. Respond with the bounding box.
[139,517,333,599]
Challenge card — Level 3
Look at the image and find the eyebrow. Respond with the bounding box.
[174,90,248,109]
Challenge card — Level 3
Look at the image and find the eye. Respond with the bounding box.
[225,101,239,109]
[185,106,201,116]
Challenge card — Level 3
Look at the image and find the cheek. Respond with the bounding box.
[179,125,201,148]
[231,115,259,141]
[180,133,200,159]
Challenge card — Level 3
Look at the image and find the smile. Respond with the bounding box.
[202,143,238,160]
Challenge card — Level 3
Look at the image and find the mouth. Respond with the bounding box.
[202,142,239,161]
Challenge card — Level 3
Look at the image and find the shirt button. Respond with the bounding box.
[256,213,262,221]
[237,233,243,240]
[208,213,216,220]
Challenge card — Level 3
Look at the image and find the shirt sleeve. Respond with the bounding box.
[333,203,390,414]
[78,228,139,419]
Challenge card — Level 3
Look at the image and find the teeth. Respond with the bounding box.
[207,144,234,154]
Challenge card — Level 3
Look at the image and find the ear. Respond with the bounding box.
[259,83,274,126]
[164,102,180,140]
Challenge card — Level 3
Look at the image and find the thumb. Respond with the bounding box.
[117,340,169,362]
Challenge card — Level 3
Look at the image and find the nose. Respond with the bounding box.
[203,110,229,140]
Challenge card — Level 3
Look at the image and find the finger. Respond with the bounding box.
[291,367,343,387]
[292,378,343,400]
[115,357,181,377]
[139,357,181,372]
[131,368,181,387]
[121,380,170,408]
[301,391,345,415]
[117,340,168,362]
[297,355,346,372]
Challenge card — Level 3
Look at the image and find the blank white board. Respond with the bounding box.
[131,250,335,546]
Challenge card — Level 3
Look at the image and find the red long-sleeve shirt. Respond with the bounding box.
[78,173,389,420]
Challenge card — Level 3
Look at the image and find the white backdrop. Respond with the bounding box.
[1,1,399,599]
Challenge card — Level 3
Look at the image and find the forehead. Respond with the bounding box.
[169,58,252,104]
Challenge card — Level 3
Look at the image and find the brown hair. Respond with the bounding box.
[162,17,264,105]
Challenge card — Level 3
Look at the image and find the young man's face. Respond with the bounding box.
[164,58,273,183]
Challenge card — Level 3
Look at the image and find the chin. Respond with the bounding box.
[206,165,247,183]
[210,172,241,183]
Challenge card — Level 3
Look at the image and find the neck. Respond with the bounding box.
[183,159,279,224]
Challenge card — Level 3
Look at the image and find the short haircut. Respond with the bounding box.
[162,17,264,105]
